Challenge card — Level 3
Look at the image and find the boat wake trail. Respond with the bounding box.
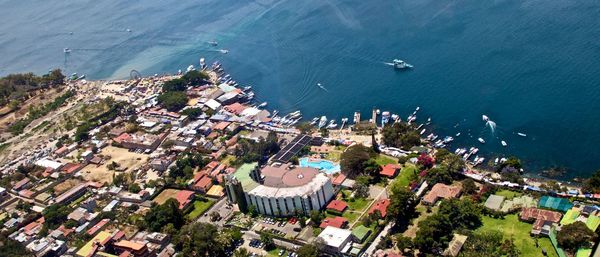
[486,120,497,134]
[382,62,395,66]
[317,83,329,92]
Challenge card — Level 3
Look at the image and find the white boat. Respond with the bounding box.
[258,102,267,108]
[243,86,252,91]
[186,65,195,72]
[494,158,499,166]
[219,49,229,54]
[63,48,71,53]
[310,117,319,125]
[517,133,527,137]
[420,129,426,135]
[478,138,486,144]
[208,40,218,46]
[501,140,508,147]
[353,112,360,123]
[392,59,413,69]
[381,111,390,126]
[391,114,400,122]
[482,115,489,122]
[443,136,454,144]
[455,132,461,137]
[318,116,328,129]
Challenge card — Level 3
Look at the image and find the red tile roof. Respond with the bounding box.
[369,199,391,218]
[326,200,348,213]
[422,183,461,205]
[332,173,347,186]
[319,216,348,229]
[212,121,231,131]
[175,190,195,210]
[380,164,401,177]
[194,176,213,192]
[23,217,44,235]
[520,207,562,230]
[13,177,30,190]
[87,219,110,236]
[113,133,132,144]
[224,103,247,115]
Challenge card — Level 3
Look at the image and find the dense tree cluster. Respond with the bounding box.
[157,91,188,112]
[144,199,185,232]
[43,204,71,230]
[181,107,203,119]
[0,235,33,257]
[381,122,421,149]
[340,144,376,178]
[583,169,600,193]
[0,69,65,106]
[387,186,417,229]
[414,198,482,254]
[168,152,208,180]
[557,221,596,253]
[233,132,280,165]
[459,230,519,257]
[173,222,241,257]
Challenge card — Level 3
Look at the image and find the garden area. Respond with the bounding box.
[391,163,418,189]
[476,214,558,257]
[186,198,215,220]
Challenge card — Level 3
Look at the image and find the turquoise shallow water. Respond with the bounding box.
[1,0,600,179]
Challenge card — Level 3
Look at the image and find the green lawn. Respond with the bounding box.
[374,154,397,166]
[495,189,523,200]
[476,214,558,257]
[186,199,215,219]
[267,248,286,257]
[391,164,418,189]
[220,155,237,166]
[347,197,370,212]
[325,151,341,162]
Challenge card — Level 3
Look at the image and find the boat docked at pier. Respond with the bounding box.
[318,116,328,129]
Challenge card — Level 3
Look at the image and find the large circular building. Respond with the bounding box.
[225,162,334,216]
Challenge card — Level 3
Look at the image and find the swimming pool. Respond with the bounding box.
[299,157,341,174]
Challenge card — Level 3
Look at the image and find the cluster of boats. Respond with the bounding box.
[272,111,302,126]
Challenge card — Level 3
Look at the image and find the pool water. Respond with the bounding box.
[299,157,341,174]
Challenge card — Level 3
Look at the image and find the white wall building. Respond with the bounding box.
[226,162,334,217]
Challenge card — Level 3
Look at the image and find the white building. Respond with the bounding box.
[225,162,335,217]
[317,226,353,254]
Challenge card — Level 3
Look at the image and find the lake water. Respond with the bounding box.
[1,0,599,179]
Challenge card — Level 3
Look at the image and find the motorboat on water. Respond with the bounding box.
[393,59,413,69]
[186,65,195,72]
[482,115,489,122]
[517,133,527,137]
[208,40,218,46]
[219,49,229,54]
[310,117,319,125]
[391,114,400,122]
[455,132,461,137]
[501,140,508,147]
[318,116,328,129]
[478,138,486,144]
[243,86,252,91]
[258,102,267,108]
[63,48,71,53]
[443,136,454,144]
[420,128,426,135]
[353,112,360,123]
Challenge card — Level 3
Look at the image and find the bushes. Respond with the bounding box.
[157,91,187,112]
[9,90,74,134]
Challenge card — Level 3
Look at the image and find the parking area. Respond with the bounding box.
[252,216,302,239]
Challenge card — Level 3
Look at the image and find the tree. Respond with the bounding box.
[395,235,414,254]
[438,198,482,230]
[414,213,453,254]
[387,186,417,227]
[163,78,186,92]
[158,91,188,111]
[182,107,202,119]
[498,157,522,171]
[424,165,453,185]
[174,222,228,256]
[309,210,325,227]
[583,169,600,193]
[128,183,141,193]
[355,183,370,199]
[144,199,184,232]
[382,122,421,149]
[462,178,478,195]
[363,158,382,178]
[296,122,314,134]
[557,221,596,253]
[260,233,275,250]
[460,230,519,257]
[43,204,71,229]
[0,235,34,257]
[340,144,374,178]
[233,248,249,257]
[297,238,324,257]
[182,70,210,85]
[417,153,434,169]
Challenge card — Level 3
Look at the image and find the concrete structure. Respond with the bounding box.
[317,226,353,254]
[225,162,335,216]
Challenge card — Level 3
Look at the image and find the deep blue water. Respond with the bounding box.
[1,0,600,179]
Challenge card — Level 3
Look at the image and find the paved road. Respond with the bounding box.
[244,230,301,253]
[196,197,233,226]
[362,222,394,256]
